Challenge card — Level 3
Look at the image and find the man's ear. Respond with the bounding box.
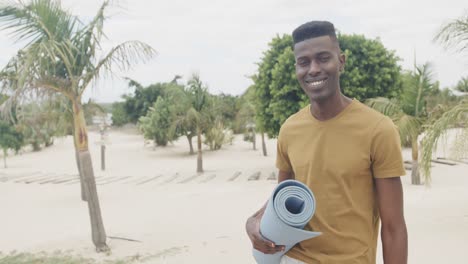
[339,53,346,72]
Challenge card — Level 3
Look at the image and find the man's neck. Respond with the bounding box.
[310,93,352,121]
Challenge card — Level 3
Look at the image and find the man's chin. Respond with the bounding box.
[307,91,330,103]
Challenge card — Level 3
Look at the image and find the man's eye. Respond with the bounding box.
[297,61,309,67]
[319,56,331,62]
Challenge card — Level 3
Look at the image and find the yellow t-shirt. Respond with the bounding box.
[276,99,406,264]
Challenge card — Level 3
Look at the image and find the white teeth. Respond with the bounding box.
[308,80,325,86]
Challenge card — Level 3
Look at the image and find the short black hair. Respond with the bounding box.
[292,21,337,44]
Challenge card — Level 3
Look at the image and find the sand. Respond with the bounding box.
[0,127,467,263]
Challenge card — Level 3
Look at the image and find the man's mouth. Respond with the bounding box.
[305,78,328,88]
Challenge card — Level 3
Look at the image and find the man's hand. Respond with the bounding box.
[246,214,285,254]
[246,170,292,254]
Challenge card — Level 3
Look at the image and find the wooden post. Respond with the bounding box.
[101,145,105,171]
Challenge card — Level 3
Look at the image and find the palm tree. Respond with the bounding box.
[421,100,468,184]
[187,74,212,173]
[0,0,155,251]
[172,105,197,155]
[420,12,468,185]
[367,63,436,185]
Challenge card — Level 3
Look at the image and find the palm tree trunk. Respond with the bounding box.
[32,141,41,151]
[72,100,109,252]
[75,148,87,201]
[3,149,6,168]
[72,123,87,201]
[252,130,257,150]
[101,145,105,171]
[411,136,421,185]
[187,135,194,155]
[197,128,203,173]
[261,132,267,156]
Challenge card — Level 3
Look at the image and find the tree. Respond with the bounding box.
[241,85,268,156]
[252,33,402,137]
[0,0,155,251]
[122,80,166,123]
[212,93,240,131]
[138,97,176,147]
[171,89,198,155]
[420,12,468,184]
[110,102,128,127]
[0,120,23,168]
[252,35,300,138]
[238,100,256,146]
[338,34,402,100]
[187,74,212,173]
[367,63,436,185]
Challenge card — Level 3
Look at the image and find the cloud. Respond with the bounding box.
[1,0,467,102]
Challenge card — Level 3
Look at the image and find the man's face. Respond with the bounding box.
[294,36,345,103]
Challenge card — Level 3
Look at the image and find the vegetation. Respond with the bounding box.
[0,252,156,264]
[252,33,403,137]
[455,77,468,93]
[420,11,468,184]
[0,0,155,251]
[0,120,23,168]
[367,63,437,185]
[186,74,213,173]
[139,97,176,147]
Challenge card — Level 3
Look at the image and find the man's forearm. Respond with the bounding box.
[251,202,267,219]
[381,225,408,264]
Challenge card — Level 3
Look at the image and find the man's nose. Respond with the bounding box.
[308,61,321,76]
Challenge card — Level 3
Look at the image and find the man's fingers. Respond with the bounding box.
[275,245,286,251]
[252,235,285,254]
[253,244,285,254]
[253,233,275,248]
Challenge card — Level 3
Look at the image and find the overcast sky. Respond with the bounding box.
[1,0,467,102]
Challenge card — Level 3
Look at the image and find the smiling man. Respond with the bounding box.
[246,21,408,264]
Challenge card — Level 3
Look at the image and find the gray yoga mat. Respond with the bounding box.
[253,180,321,264]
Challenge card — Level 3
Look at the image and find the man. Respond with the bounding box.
[246,21,408,264]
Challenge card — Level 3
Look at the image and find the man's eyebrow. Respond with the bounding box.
[316,51,333,56]
[296,56,308,61]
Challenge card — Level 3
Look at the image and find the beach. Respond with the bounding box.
[0,128,467,263]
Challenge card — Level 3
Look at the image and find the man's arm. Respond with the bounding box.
[375,177,408,264]
[245,170,294,254]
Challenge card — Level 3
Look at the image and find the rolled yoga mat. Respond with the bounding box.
[253,180,321,264]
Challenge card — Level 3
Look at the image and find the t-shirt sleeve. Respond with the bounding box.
[276,128,293,172]
[370,117,406,178]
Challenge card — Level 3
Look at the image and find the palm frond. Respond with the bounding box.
[394,114,423,142]
[421,101,468,185]
[413,62,435,117]
[83,99,105,115]
[434,11,468,53]
[0,0,78,45]
[366,97,403,116]
[80,40,156,95]
[71,1,110,76]
[188,74,210,112]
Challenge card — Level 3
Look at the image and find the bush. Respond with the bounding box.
[204,121,232,150]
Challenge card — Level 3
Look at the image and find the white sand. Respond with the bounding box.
[0,128,467,263]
